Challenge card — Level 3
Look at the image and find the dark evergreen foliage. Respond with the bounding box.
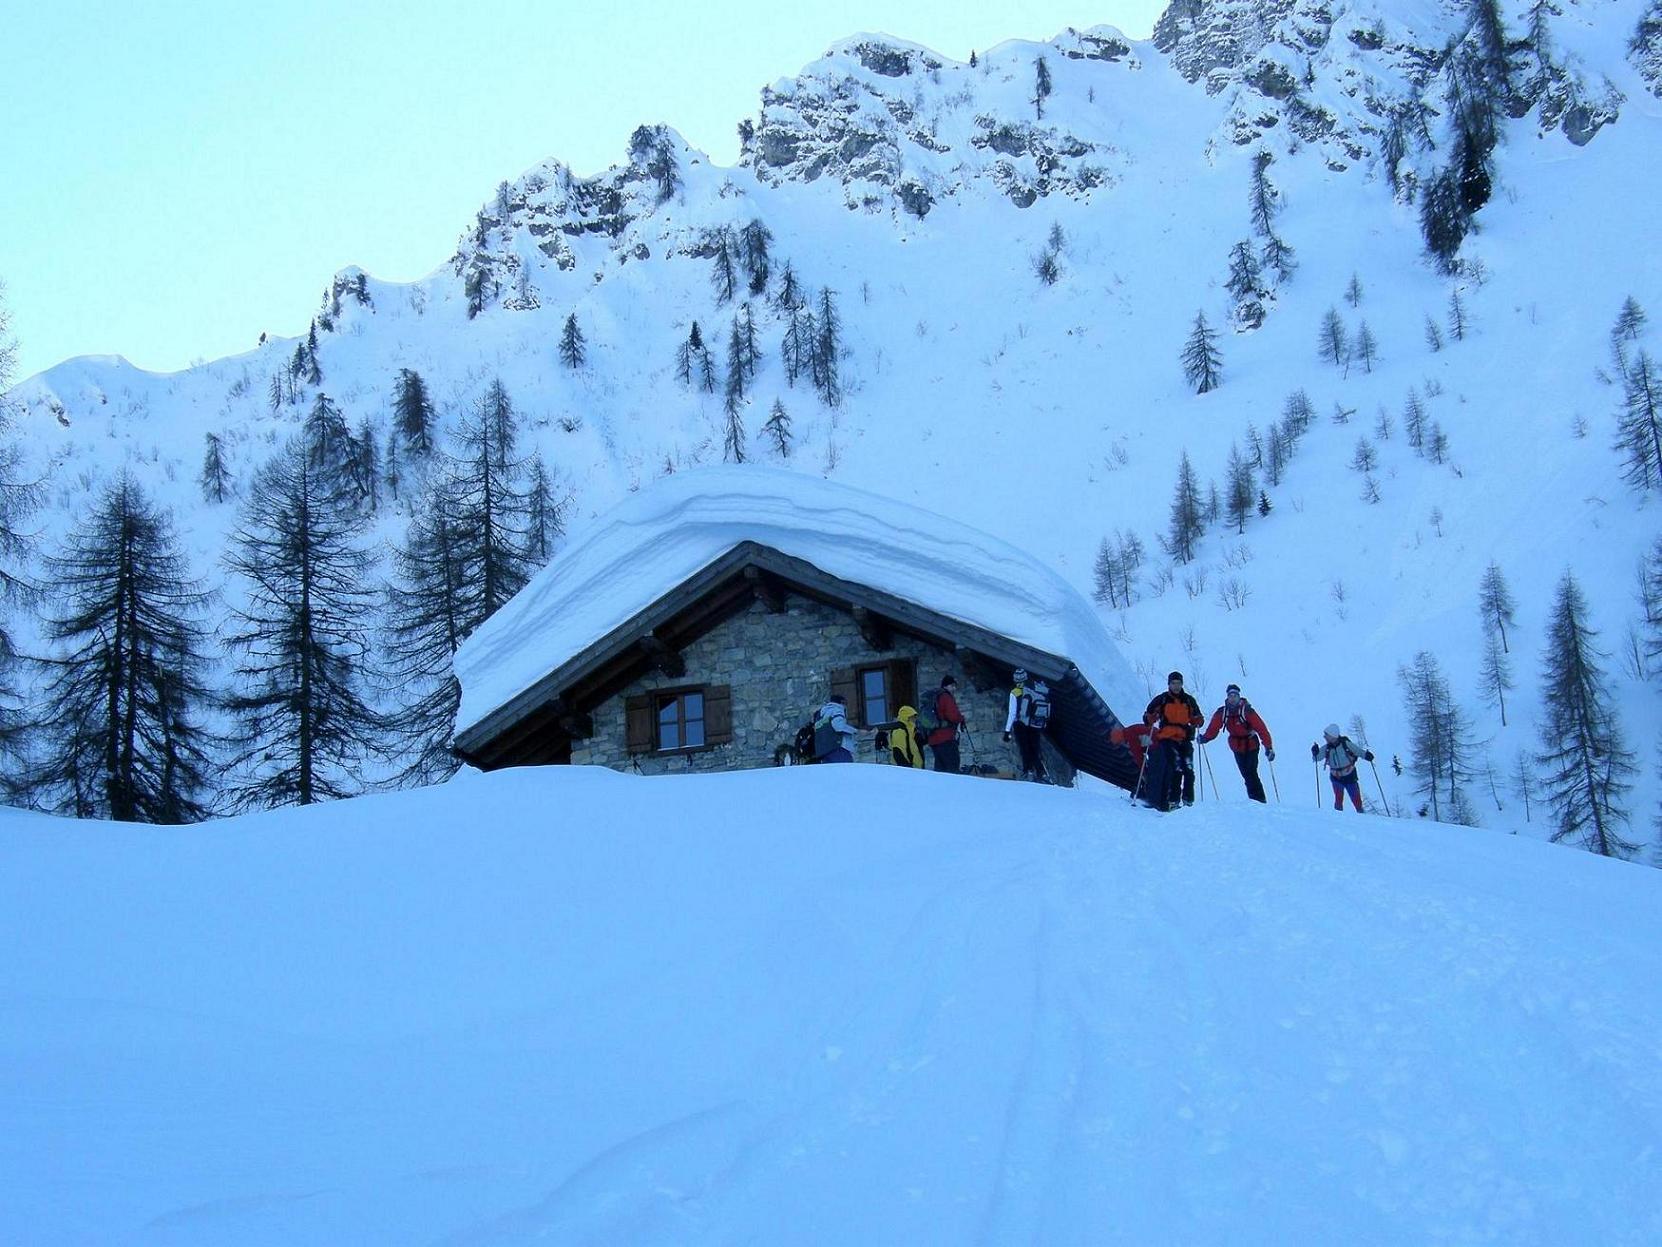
[1397,651,1479,824]
[1478,561,1518,653]
[739,220,774,296]
[1163,451,1205,564]
[1535,572,1639,857]
[223,440,383,810]
[392,368,436,457]
[709,227,738,305]
[200,432,231,504]
[763,399,792,458]
[810,287,842,407]
[559,312,587,370]
[1225,443,1255,534]
[1034,55,1052,119]
[1420,169,1470,273]
[1616,351,1662,492]
[1181,311,1222,394]
[29,475,217,822]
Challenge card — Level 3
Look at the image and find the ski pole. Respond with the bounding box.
[1199,741,1220,801]
[1267,754,1281,803]
[1313,753,1321,808]
[1130,746,1149,805]
[1368,757,1392,817]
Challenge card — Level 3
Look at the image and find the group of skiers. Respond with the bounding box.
[807,666,1377,812]
[1109,671,1376,813]
[807,669,1055,782]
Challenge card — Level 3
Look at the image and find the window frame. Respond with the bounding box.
[654,687,708,754]
[855,662,892,728]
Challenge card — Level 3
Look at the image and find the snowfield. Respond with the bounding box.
[4,764,1658,1244]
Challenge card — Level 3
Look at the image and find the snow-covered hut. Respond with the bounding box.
[451,468,1143,786]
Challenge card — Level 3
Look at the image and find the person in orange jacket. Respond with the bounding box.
[1142,671,1203,810]
[1199,683,1275,803]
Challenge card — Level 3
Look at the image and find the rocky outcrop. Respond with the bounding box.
[746,33,1133,215]
[1634,2,1662,98]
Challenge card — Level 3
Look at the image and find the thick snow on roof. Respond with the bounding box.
[453,467,1141,738]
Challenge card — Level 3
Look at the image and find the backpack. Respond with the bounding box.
[792,721,818,764]
[1026,683,1052,730]
[915,688,946,733]
[812,712,842,758]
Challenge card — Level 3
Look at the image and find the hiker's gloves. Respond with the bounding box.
[1310,744,1320,761]
[1003,732,1012,742]
[1364,751,1375,762]
[1266,748,1275,762]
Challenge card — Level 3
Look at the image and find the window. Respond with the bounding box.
[625,685,732,756]
[656,690,705,751]
[858,665,889,727]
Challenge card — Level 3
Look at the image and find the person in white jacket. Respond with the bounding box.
[813,694,860,763]
[1003,669,1051,783]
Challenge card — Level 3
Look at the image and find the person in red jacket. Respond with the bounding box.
[926,674,967,774]
[1109,722,1153,800]
[1142,671,1203,810]
[1199,683,1275,803]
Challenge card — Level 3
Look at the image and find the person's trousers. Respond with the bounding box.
[1233,747,1267,802]
[1332,773,1363,811]
[1013,723,1047,780]
[931,739,960,774]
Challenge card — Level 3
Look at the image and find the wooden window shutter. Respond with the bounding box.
[704,684,733,745]
[625,694,654,754]
[890,659,917,716]
[831,666,857,711]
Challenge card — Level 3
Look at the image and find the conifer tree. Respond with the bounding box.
[1612,295,1648,344]
[1468,0,1514,94]
[1225,443,1255,533]
[1478,561,1517,652]
[382,482,468,787]
[223,440,383,810]
[722,396,747,464]
[1257,490,1273,517]
[1426,422,1450,464]
[709,227,738,305]
[1092,536,1115,605]
[29,475,216,822]
[0,395,38,777]
[1181,311,1222,394]
[1345,273,1364,307]
[392,368,435,458]
[811,287,842,407]
[762,399,792,458]
[1425,315,1445,353]
[1404,388,1428,451]
[559,312,586,370]
[736,303,761,385]
[267,372,283,413]
[1319,306,1349,368]
[1248,150,1279,238]
[1263,423,1290,487]
[1350,436,1378,474]
[1164,451,1204,564]
[1397,650,1478,823]
[446,380,531,624]
[1479,631,1514,726]
[676,322,712,390]
[1616,351,1662,493]
[1420,169,1470,273]
[384,426,402,501]
[740,220,774,296]
[1448,287,1471,340]
[781,306,809,387]
[348,416,380,511]
[1353,321,1379,372]
[773,260,803,314]
[1034,55,1052,119]
[303,392,352,484]
[200,432,231,503]
[523,455,565,564]
[1536,572,1639,857]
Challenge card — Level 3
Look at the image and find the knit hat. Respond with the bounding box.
[941,674,957,688]
[1012,668,1028,684]
[1226,683,1241,696]
[1167,671,1183,683]
[1324,723,1341,739]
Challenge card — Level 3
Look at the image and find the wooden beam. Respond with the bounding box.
[638,632,685,678]
[852,606,892,651]
[743,565,787,613]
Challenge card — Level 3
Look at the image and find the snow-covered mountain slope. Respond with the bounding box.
[3,765,1658,1244]
[5,0,1662,850]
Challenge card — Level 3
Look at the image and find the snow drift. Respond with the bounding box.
[3,765,1659,1244]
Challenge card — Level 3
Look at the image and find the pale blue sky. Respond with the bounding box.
[1,1,1166,382]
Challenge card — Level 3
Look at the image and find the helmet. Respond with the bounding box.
[1012,668,1028,684]
[1323,723,1341,739]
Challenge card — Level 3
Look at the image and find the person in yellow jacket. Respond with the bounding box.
[874,705,927,768]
